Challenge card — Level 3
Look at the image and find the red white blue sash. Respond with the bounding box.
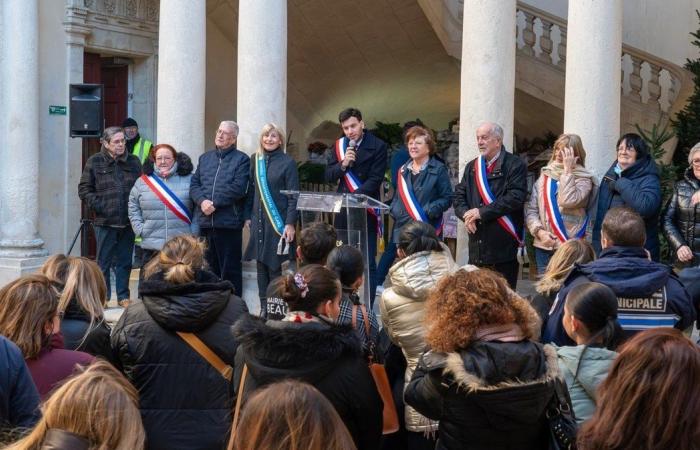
[335,137,380,223]
[141,174,192,225]
[474,156,523,246]
[397,165,443,235]
[542,175,587,242]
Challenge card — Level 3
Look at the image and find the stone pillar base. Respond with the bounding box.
[0,256,48,287]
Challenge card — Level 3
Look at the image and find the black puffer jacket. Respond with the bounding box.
[60,299,111,359]
[405,341,559,450]
[663,168,700,264]
[111,270,248,450]
[233,315,383,450]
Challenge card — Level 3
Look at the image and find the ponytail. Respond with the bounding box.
[143,235,205,284]
[275,264,339,312]
[565,282,623,350]
[398,222,442,256]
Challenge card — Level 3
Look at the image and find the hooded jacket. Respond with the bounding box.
[110,270,248,450]
[128,152,196,250]
[662,167,700,264]
[592,155,661,260]
[232,314,383,450]
[542,246,696,346]
[405,342,559,450]
[379,245,458,431]
[554,345,616,423]
[60,299,111,359]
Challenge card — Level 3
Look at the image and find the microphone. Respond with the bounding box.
[347,139,357,167]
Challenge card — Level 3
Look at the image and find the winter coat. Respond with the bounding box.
[128,153,196,250]
[542,246,697,346]
[232,314,383,450]
[389,157,454,242]
[25,334,94,400]
[110,270,248,450]
[592,156,661,260]
[525,170,594,250]
[243,149,299,269]
[60,299,111,359]
[190,146,250,229]
[554,345,616,423]
[78,148,142,226]
[453,149,528,264]
[379,245,458,432]
[0,335,40,430]
[326,131,388,201]
[663,168,700,265]
[405,341,559,450]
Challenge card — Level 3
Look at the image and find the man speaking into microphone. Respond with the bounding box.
[326,107,388,305]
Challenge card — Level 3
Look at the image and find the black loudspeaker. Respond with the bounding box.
[70,84,103,138]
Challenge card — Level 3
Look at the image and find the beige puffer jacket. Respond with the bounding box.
[379,246,458,432]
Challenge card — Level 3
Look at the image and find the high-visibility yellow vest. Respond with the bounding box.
[132,137,153,164]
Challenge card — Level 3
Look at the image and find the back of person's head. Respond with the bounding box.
[535,239,595,295]
[577,328,700,450]
[563,282,623,350]
[298,222,337,265]
[144,235,206,284]
[402,119,425,138]
[425,269,539,352]
[326,245,364,288]
[270,264,340,313]
[231,380,356,450]
[397,222,442,257]
[0,274,59,359]
[601,206,646,248]
[616,132,649,160]
[6,360,146,450]
[39,254,71,286]
[59,257,106,322]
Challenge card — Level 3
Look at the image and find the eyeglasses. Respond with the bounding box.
[617,146,636,154]
[155,156,174,162]
[216,129,234,137]
[692,159,700,166]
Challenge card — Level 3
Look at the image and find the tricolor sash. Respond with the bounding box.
[542,175,588,242]
[255,154,285,236]
[141,174,192,224]
[396,165,443,235]
[474,156,523,246]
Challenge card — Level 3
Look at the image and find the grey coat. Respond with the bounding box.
[128,153,196,250]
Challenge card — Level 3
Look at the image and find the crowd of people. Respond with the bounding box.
[0,108,699,449]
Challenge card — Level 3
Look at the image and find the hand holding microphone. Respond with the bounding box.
[341,139,357,169]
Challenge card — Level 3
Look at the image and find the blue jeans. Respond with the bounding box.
[94,225,135,300]
[535,247,554,275]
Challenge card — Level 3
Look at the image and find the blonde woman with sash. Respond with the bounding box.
[244,123,300,317]
[525,133,596,274]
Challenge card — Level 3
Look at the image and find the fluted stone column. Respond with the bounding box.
[455,0,517,265]
[0,0,47,285]
[564,0,623,180]
[236,0,287,155]
[156,0,206,160]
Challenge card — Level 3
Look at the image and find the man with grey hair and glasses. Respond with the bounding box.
[453,121,527,288]
[190,120,250,295]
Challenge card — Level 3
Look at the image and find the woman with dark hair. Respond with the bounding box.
[111,234,247,450]
[233,264,382,450]
[326,245,379,357]
[556,281,622,423]
[405,269,558,450]
[577,328,700,450]
[379,221,457,448]
[592,133,661,260]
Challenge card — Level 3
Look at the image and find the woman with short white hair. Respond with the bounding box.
[662,142,700,266]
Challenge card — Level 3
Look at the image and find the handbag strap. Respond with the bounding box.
[352,304,375,363]
[176,331,233,381]
[227,364,248,450]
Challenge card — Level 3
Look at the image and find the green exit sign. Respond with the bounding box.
[49,105,67,115]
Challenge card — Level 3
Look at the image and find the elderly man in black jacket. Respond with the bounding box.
[78,126,142,305]
[190,121,250,296]
[453,121,527,288]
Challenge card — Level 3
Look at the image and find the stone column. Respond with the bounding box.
[156,0,206,160]
[0,0,47,285]
[564,0,623,180]
[236,0,287,155]
[456,0,517,265]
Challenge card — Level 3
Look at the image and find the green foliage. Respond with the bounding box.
[297,162,327,184]
[370,121,404,148]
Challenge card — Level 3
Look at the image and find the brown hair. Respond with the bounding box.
[298,222,337,265]
[39,254,71,286]
[424,269,540,352]
[271,264,340,312]
[231,380,356,450]
[601,206,646,247]
[58,257,107,346]
[6,360,146,450]
[144,235,206,284]
[552,133,587,166]
[535,239,595,295]
[0,274,59,358]
[404,125,437,155]
[148,143,177,163]
[577,328,700,450]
